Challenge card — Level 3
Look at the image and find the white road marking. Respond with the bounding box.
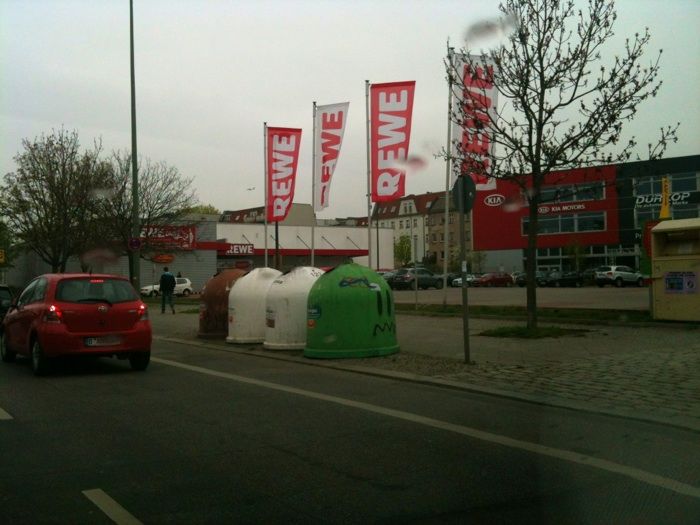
[153,356,700,500]
[82,489,142,525]
[0,406,12,420]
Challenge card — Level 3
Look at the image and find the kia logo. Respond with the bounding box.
[484,194,505,206]
[538,206,550,214]
[98,305,108,313]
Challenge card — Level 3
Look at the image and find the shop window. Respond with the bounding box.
[577,212,605,232]
[672,173,698,192]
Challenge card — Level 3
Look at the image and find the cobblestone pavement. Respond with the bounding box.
[152,307,700,431]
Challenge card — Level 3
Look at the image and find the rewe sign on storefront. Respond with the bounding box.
[224,244,254,256]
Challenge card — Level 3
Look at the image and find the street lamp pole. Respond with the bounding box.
[130,0,140,291]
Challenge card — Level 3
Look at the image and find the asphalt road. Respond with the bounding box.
[1,338,698,523]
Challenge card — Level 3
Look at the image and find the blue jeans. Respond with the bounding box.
[161,291,175,312]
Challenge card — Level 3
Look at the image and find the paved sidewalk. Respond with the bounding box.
[151,307,700,432]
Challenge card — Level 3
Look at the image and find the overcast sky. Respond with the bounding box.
[2,0,699,219]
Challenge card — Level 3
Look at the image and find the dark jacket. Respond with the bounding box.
[159,272,176,293]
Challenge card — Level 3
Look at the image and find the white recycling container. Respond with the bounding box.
[264,266,325,350]
[226,267,282,343]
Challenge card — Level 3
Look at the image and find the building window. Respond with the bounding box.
[413,218,417,227]
[577,212,605,231]
[522,212,606,235]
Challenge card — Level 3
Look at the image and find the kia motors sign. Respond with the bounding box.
[483,194,505,207]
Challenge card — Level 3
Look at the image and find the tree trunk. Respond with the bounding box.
[526,177,542,330]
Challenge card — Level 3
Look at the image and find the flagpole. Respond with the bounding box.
[442,45,454,306]
[264,122,268,267]
[311,101,317,267]
[365,79,372,269]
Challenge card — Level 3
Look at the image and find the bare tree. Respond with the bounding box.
[1,129,112,272]
[448,0,679,328]
[104,152,198,278]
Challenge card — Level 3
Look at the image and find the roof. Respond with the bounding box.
[651,218,700,232]
[372,192,440,220]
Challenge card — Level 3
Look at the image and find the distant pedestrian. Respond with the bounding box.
[159,266,176,314]
[177,271,182,278]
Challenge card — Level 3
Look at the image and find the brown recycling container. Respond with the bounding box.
[198,269,247,339]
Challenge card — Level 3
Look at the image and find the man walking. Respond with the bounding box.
[159,266,176,314]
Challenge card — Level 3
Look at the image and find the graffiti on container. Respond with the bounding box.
[339,277,381,291]
[373,322,396,336]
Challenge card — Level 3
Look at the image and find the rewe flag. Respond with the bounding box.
[370,81,415,202]
[451,54,498,191]
[266,127,302,222]
[314,102,349,211]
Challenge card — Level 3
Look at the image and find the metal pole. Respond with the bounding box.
[264,122,268,267]
[365,79,372,268]
[376,219,380,270]
[411,217,417,309]
[129,0,140,291]
[275,222,280,270]
[442,46,454,305]
[311,102,317,267]
[458,176,471,363]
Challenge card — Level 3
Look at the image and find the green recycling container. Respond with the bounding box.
[304,263,399,359]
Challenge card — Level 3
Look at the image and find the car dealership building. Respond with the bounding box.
[471,155,700,272]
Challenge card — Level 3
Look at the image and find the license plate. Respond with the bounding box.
[85,335,122,347]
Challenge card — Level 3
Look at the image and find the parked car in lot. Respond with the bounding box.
[0,284,14,326]
[141,277,194,297]
[1,273,152,375]
[515,271,553,287]
[451,274,480,287]
[546,271,584,287]
[595,265,644,288]
[474,272,514,287]
[387,268,444,290]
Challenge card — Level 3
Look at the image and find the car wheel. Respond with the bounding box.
[575,281,582,288]
[1,332,16,363]
[636,278,644,287]
[597,283,604,288]
[614,277,624,288]
[183,289,191,297]
[506,281,512,287]
[149,290,157,297]
[129,351,150,371]
[31,339,50,376]
[554,281,561,288]
[435,280,443,289]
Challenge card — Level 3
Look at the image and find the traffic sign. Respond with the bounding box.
[452,176,477,213]
[128,238,142,251]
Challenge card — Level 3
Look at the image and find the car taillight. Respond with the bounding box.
[138,303,149,321]
[44,304,63,324]
[606,272,613,277]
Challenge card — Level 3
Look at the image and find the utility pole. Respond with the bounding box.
[129,0,140,290]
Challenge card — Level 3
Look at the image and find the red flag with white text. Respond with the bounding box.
[314,102,349,212]
[370,81,415,202]
[266,127,302,222]
[450,54,498,191]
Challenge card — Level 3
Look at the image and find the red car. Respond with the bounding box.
[474,272,514,287]
[1,274,151,375]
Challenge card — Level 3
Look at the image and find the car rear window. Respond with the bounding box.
[56,278,138,304]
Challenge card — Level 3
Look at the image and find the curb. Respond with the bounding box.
[154,335,700,434]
